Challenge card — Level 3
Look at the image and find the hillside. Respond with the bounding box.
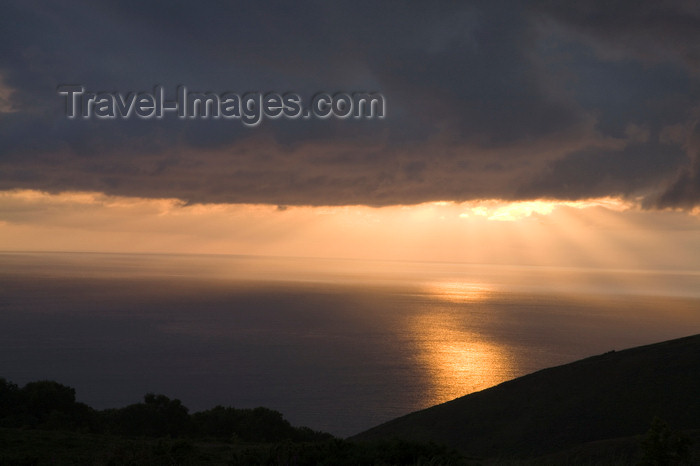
[352,333,700,459]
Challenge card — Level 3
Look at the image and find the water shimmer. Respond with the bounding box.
[1,252,699,436]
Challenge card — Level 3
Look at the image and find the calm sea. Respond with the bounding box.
[1,252,699,437]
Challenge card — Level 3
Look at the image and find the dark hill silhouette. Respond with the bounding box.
[352,333,700,459]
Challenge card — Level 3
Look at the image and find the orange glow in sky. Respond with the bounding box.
[0,189,699,271]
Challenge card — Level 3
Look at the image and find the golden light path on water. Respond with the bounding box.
[408,282,515,406]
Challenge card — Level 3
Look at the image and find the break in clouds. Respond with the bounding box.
[1,0,699,208]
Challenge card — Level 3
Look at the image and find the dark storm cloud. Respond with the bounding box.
[531,0,700,73]
[651,120,700,208]
[655,161,700,208]
[518,141,688,200]
[1,0,699,207]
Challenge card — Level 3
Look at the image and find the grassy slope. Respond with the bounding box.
[352,334,700,459]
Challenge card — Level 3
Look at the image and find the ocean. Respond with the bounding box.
[1,252,699,437]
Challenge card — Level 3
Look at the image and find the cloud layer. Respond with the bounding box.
[1,0,699,207]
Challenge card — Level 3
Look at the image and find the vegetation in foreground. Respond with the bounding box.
[0,420,695,465]
[0,377,466,465]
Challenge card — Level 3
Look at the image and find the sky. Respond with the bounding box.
[1,0,700,269]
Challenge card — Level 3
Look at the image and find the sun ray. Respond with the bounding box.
[0,190,698,274]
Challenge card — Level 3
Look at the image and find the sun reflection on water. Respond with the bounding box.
[422,281,494,303]
[409,282,514,406]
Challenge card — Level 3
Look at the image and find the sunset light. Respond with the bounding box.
[2,1,700,460]
[1,189,698,271]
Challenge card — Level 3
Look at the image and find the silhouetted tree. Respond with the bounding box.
[110,393,192,437]
[9,380,98,431]
[21,380,75,418]
[191,405,332,443]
